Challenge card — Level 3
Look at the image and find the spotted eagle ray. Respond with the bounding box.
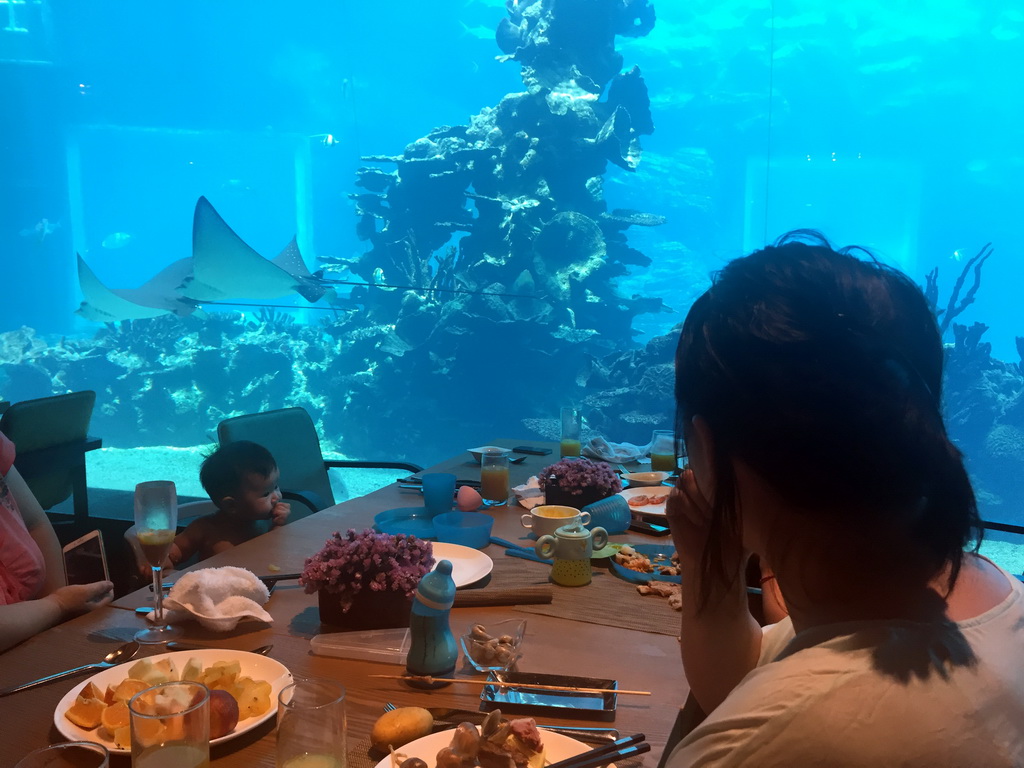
[76,197,326,322]
[180,196,327,303]
[75,255,198,322]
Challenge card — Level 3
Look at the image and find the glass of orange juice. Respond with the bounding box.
[134,480,182,644]
[480,450,510,506]
[650,429,677,472]
[560,407,582,458]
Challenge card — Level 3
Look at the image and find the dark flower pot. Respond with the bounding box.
[544,484,610,510]
[318,587,413,631]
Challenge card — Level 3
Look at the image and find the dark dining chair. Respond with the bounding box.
[0,390,101,520]
[216,407,422,516]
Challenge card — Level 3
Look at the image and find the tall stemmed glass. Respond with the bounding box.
[134,480,183,644]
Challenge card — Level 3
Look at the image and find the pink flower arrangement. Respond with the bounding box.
[300,529,434,612]
[538,457,622,497]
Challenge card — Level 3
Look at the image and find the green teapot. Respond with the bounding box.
[535,521,608,587]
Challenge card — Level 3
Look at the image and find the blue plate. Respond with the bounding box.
[374,507,436,539]
[608,544,680,584]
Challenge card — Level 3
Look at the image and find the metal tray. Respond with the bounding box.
[480,671,618,721]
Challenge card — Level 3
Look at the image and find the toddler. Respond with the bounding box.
[169,440,291,566]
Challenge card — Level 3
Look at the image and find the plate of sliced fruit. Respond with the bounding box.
[54,649,292,754]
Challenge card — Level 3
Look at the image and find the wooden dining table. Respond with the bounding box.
[0,440,689,767]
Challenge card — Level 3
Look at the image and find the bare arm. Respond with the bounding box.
[0,467,112,652]
[0,583,113,653]
[669,470,763,714]
[6,466,65,595]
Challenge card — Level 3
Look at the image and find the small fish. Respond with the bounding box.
[309,133,339,147]
[221,178,252,192]
[951,249,965,263]
[371,268,397,291]
[102,232,133,249]
[459,21,494,40]
[19,218,58,242]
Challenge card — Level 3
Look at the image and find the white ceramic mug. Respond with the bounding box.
[521,505,591,538]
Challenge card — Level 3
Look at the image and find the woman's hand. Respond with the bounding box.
[665,469,714,570]
[50,580,114,618]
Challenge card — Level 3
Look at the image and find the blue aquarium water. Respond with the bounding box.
[0,0,1021,523]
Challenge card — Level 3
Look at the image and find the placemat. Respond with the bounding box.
[511,563,681,637]
[466,546,680,636]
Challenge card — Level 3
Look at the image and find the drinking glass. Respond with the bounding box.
[480,451,510,507]
[650,429,677,472]
[277,678,347,768]
[134,480,183,644]
[14,742,109,768]
[560,406,582,458]
[129,681,210,768]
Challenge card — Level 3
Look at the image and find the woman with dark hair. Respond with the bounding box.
[664,232,1024,766]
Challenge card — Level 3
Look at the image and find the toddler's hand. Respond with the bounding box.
[271,502,291,527]
[52,581,114,618]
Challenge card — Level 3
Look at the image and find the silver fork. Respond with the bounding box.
[382,702,618,738]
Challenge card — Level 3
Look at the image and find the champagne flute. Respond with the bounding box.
[134,480,183,644]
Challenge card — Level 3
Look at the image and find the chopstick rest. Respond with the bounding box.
[545,734,650,768]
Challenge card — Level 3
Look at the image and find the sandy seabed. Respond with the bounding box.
[86,445,406,506]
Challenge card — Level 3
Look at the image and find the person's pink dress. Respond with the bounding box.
[0,432,46,605]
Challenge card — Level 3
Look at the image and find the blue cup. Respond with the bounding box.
[422,473,457,517]
[582,495,631,534]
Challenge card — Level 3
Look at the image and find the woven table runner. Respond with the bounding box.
[502,558,681,638]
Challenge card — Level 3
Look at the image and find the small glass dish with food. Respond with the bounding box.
[459,619,526,672]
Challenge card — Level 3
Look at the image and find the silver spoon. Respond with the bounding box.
[0,640,141,697]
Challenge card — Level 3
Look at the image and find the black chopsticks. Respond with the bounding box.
[546,733,649,768]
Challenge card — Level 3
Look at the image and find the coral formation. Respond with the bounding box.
[313,0,664,456]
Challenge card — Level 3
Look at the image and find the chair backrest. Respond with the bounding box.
[0,391,96,509]
[217,407,335,508]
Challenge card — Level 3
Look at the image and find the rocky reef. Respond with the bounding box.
[314,0,666,457]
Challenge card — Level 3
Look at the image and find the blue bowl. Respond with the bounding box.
[432,511,494,549]
[374,507,436,539]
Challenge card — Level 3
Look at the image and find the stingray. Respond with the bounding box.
[181,196,326,304]
[75,254,198,323]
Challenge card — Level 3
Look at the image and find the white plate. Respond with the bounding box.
[432,542,493,587]
[54,648,292,755]
[621,471,671,487]
[617,485,671,516]
[373,727,597,768]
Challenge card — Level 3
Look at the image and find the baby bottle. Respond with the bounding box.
[406,559,457,688]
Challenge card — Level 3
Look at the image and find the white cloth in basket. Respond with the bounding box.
[150,566,273,632]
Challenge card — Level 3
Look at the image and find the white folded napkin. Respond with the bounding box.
[512,475,546,510]
[149,566,273,632]
[582,436,650,463]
